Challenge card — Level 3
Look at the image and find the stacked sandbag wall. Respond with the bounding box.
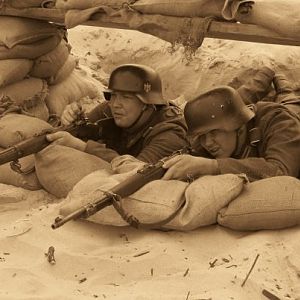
[0,16,102,191]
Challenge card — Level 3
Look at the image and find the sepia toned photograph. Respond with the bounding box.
[0,1,299,299]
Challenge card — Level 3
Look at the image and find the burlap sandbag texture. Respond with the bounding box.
[165,174,247,231]
[132,0,225,18]
[0,59,33,89]
[30,39,71,79]
[0,78,49,121]
[0,113,53,148]
[0,34,62,60]
[0,16,60,48]
[60,172,246,230]
[0,16,63,60]
[217,176,300,230]
[45,69,101,116]
[234,0,300,40]
[60,169,188,226]
[48,55,78,85]
[0,114,51,190]
[55,0,125,9]
[35,145,112,198]
[0,152,42,191]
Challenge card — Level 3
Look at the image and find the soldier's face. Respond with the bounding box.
[199,129,237,158]
[109,92,145,128]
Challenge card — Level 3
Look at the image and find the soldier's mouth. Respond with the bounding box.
[207,147,220,156]
[113,112,124,118]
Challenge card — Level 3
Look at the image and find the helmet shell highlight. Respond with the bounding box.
[184,86,255,136]
[103,64,167,105]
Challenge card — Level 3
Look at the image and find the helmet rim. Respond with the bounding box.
[185,85,255,136]
[103,64,167,105]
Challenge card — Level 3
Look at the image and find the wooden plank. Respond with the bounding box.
[207,20,300,47]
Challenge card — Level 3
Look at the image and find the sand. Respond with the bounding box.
[0,26,300,300]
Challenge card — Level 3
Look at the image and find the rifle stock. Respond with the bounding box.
[51,148,189,229]
[0,117,114,167]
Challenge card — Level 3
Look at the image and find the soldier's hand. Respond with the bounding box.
[46,131,86,151]
[162,154,219,181]
[61,102,82,126]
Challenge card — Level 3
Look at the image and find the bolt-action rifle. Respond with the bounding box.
[51,148,189,230]
[0,115,114,172]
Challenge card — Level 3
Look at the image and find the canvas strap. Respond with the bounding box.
[102,189,186,229]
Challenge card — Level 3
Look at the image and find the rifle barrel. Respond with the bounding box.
[51,195,113,229]
[51,162,167,229]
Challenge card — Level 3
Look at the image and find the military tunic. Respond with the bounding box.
[83,102,188,163]
[216,102,300,181]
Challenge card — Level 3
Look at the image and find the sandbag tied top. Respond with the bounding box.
[0,16,61,49]
[55,0,126,10]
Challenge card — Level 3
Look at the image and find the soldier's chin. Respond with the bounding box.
[207,149,221,158]
[114,117,129,128]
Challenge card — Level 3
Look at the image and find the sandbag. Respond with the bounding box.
[60,172,246,230]
[0,16,60,48]
[165,174,247,231]
[45,69,101,116]
[111,154,146,174]
[0,78,49,121]
[35,145,112,198]
[235,0,300,40]
[0,34,62,60]
[30,40,71,79]
[217,176,300,230]
[131,0,225,18]
[48,55,78,85]
[60,169,188,227]
[55,0,125,9]
[0,113,53,148]
[0,59,33,89]
[0,152,42,191]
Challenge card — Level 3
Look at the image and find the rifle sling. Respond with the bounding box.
[105,188,187,229]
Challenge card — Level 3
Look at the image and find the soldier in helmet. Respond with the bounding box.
[46,63,188,164]
[162,85,300,182]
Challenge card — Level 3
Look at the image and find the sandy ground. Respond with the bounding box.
[0,185,299,300]
[0,26,300,300]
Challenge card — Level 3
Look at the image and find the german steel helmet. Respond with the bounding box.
[184,86,255,136]
[103,64,167,105]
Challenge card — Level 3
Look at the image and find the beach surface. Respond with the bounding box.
[1,25,300,300]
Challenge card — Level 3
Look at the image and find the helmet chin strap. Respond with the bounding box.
[126,104,156,132]
[232,125,247,157]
